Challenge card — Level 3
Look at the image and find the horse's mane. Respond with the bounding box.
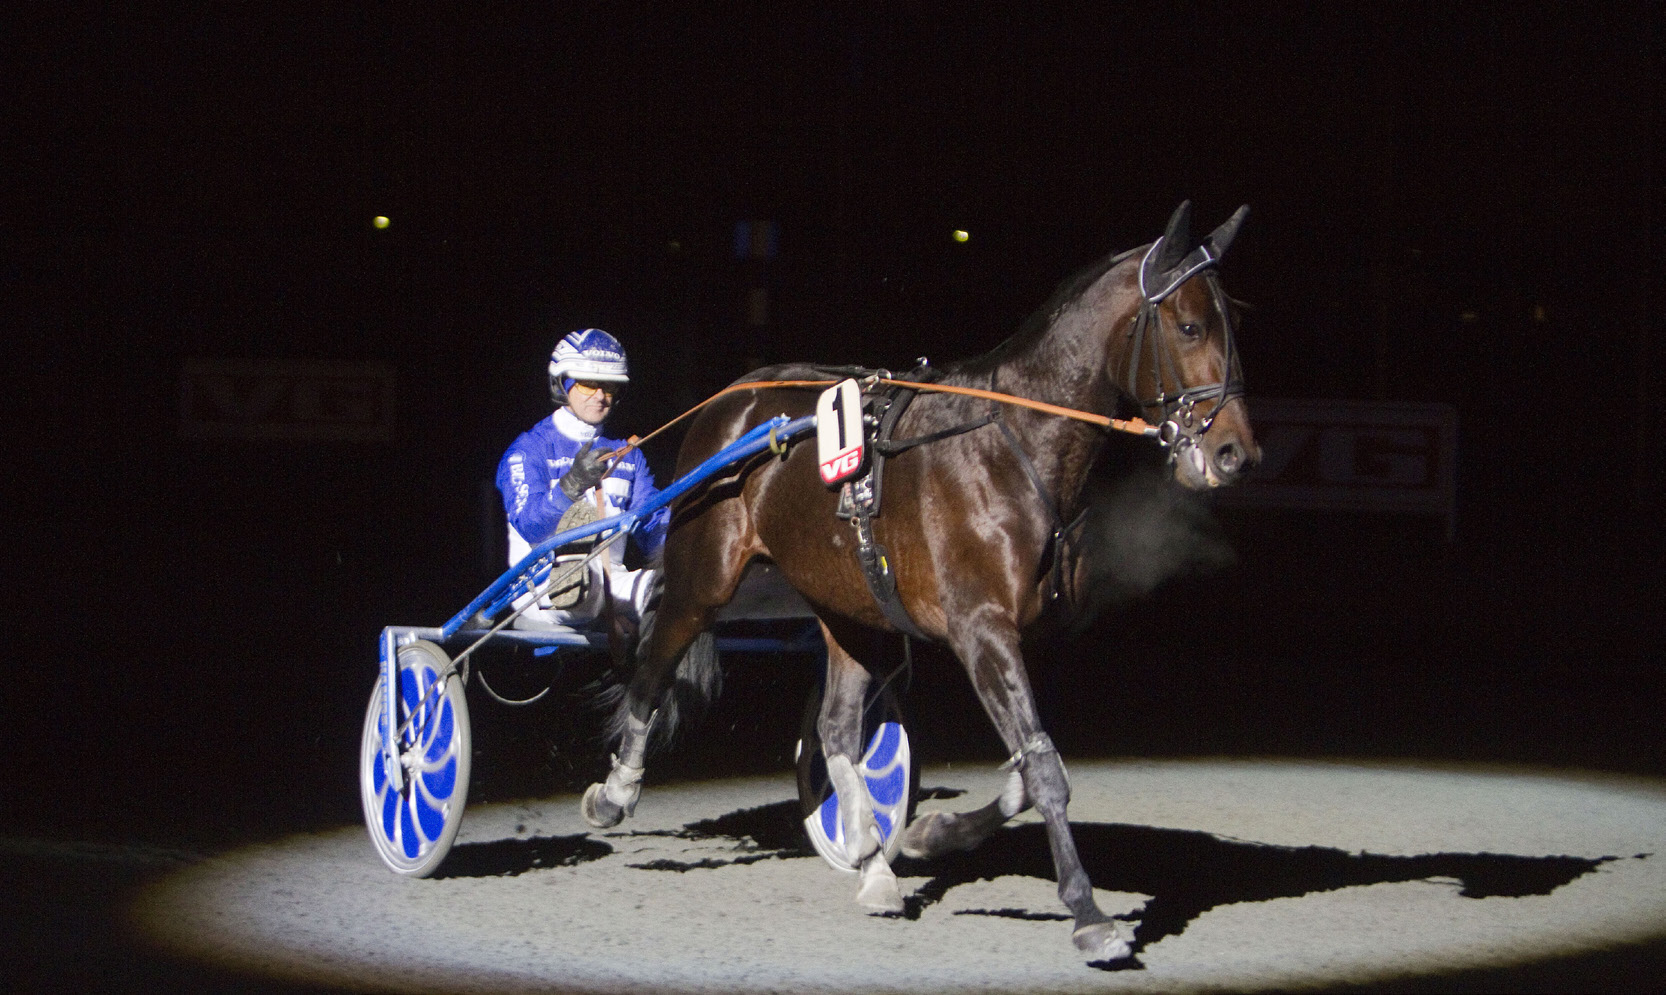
[951,244,1146,378]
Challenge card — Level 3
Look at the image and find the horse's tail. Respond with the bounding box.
[630,629,720,752]
[600,570,722,752]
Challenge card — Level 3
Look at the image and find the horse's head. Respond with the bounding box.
[1120,201,1260,490]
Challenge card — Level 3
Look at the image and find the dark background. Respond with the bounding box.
[4,4,1662,991]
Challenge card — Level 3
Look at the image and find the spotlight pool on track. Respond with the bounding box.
[132,758,1666,993]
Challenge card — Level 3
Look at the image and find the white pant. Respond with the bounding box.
[507,526,655,629]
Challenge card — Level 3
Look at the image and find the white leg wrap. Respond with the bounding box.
[998,768,1029,819]
[617,709,655,769]
[603,754,644,816]
[826,753,880,867]
[603,709,655,818]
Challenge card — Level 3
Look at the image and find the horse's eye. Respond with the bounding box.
[1180,322,1201,338]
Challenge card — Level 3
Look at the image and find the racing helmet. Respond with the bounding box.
[548,328,629,406]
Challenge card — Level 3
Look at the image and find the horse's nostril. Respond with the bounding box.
[1215,443,1242,476]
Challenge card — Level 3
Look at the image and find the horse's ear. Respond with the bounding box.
[1203,205,1249,258]
[1154,200,1193,271]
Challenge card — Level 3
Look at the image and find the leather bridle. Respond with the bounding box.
[1126,238,1247,464]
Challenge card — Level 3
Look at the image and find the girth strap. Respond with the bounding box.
[850,510,931,641]
[842,381,935,641]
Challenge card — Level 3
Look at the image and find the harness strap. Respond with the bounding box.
[845,382,934,641]
[995,419,1062,529]
[854,380,1041,633]
[869,382,916,513]
[863,381,994,516]
[993,419,1082,602]
[851,515,932,641]
[876,415,996,456]
[808,361,941,385]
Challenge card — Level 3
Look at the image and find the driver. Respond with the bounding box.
[495,328,669,628]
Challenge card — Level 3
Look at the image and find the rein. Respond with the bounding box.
[873,379,1158,437]
[599,377,1159,473]
[590,373,1139,621]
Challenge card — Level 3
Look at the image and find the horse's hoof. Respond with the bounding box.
[581,782,624,829]
[856,871,904,914]
[900,811,951,859]
[1072,921,1132,961]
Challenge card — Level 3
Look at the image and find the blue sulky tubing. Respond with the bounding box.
[440,414,817,640]
[378,414,814,767]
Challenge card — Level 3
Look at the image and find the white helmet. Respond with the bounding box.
[548,328,629,405]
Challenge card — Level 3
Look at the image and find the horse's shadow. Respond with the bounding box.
[895,819,1617,958]
[428,796,1620,963]
[625,797,1621,960]
[433,833,614,878]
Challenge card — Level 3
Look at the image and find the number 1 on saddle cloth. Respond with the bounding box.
[816,379,867,486]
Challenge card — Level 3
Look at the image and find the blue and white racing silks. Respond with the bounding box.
[495,406,670,568]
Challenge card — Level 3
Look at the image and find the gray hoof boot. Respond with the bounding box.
[1072,920,1132,961]
[581,755,644,829]
[581,783,624,828]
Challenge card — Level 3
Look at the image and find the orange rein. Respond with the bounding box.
[597,377,1157,473]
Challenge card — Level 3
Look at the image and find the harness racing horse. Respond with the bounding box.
[583,202,1259,961]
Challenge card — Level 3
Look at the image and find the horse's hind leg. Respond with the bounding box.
[581,595,724,829]
[902,767,1028,858]
[582,510,755,829]
[949,621,1130,960]
[817,618,904,913]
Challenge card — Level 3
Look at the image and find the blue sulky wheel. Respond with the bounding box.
[359,640,471,877]
[797,683,913,872]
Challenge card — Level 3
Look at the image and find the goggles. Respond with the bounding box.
[567,379,622,398]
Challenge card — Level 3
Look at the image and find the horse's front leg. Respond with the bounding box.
[817,619,904,913]
[950,621,1130,961]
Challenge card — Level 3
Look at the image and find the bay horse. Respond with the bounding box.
[584,202,1258,961]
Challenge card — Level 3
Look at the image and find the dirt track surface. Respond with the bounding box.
[133,759,1666,994]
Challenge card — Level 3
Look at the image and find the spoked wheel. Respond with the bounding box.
[796,678,913,872]
[360,639,471,877]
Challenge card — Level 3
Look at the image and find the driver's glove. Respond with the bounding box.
[558,441,608,500]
